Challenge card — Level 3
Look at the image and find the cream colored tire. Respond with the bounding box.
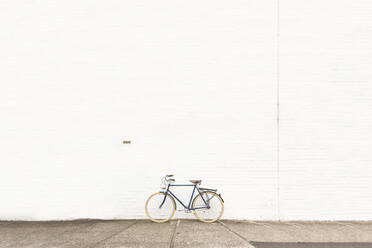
[192,192,224,223]
[145,192,176,223]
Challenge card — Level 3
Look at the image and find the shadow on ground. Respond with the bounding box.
[252,242,372,248]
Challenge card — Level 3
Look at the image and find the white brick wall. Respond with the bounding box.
[1,0,371,220]
[279,0,372,220]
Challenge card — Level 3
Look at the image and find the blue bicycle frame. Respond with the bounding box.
[160,184,211,210]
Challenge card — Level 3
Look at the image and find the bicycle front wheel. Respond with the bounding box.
[145,192,176,223]
[192,191,224,223]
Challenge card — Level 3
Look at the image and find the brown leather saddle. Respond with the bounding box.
[189,180,202,184]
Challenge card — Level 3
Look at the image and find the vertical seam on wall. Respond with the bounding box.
[276,0,281,221]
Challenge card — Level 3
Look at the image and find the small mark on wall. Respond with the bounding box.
[123,140,131,144]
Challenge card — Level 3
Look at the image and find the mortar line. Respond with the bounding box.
[275,0,281,222]
[218,221,255,248]
[89,221,137,248]
[169,219,180,248]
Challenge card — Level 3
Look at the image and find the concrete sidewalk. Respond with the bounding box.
[0,220,371,248]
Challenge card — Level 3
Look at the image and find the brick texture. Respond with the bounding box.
[0,0,371,220]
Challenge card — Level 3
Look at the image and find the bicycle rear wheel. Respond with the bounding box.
[192,191,224,223]
[145,192,175,223]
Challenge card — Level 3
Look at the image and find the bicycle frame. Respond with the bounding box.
[160,184,210,210]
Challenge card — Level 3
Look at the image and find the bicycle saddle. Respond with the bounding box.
[189,180,202,184]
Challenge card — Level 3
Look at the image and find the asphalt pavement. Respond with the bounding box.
[252,243,372,248]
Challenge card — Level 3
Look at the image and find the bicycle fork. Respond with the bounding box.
[160,192,172,209]
[159,185,171,209]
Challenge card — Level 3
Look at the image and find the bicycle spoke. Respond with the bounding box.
[193,192,224,222]
[145,192,175,223]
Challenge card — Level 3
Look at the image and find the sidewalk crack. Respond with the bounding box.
[169,219,180,248]
[89,221,137,248]
[218,221,255,248]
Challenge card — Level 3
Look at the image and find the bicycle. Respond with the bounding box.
[145,175,224,223]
